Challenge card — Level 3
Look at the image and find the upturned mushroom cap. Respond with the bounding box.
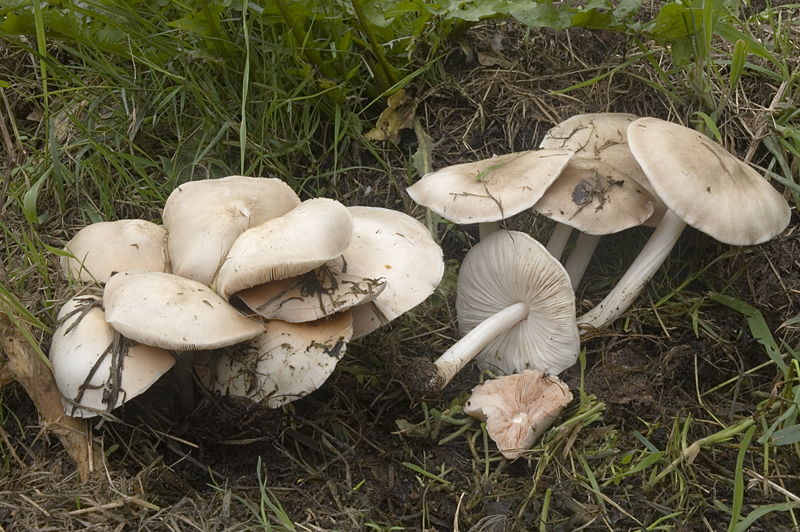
[216,198,353,299]
[463,370,572,459]
[61,220,168,283]
[103,271,265,351]
[627,117,791,245]
[533,157,655,234]
[195,311,353,408]
[235,258,386,323]
[342,206,445,338]
[163,175,301,285]
[49,295,175,418]
[406,149,575,224]
[457,230,579,375]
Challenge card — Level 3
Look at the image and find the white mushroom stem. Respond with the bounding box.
[479,221,501,240]
[564,233,601,289]
[433,301,529,388]
[577,209,686,331]
[546,222,573,260]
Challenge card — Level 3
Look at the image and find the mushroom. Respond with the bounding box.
[411,230,579,392]
[234,258,387,323]
[463,370,573,459]
[103,271,265,350]
[532,157,655,287]
[49,295,175,417]
[61,220,168,283]
[194,311,353,408]
[406,149,575,239]
[103,270,266,409]
[577,117,791,330]
[162,175,301,285]
[215,198,353,300]
[341,206,445,338]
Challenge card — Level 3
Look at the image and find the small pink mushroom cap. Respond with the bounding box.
[463,370,572,459]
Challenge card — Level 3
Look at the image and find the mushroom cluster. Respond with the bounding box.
[407,114,790,458]
[53,176,444,416]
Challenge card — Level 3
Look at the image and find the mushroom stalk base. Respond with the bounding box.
[577,209,686,332]
[434,301,530,389]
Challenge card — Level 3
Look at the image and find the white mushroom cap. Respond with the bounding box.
[406,149,575,224]
[533,157,655,234]
[628,117,791,245]
[49,295,175,418]
[540,112,667,226]
[61,220,168,283]
[343,207,444,338]
[163,175,301,285]
[103,271,265,351]
[195,311,353,408]
[235,258,386,323]
[577,118,792,330]
[456,230,579,375]
[216,198,353,299]
[463,370,572,459]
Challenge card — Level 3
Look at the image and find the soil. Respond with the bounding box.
[2,11,800,532]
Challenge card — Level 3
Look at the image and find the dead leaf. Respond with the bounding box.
[365,89,418,144]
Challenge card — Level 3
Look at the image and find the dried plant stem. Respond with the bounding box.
[0,312,106,481]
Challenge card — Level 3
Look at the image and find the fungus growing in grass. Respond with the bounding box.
[61,220,169,283]
[194,311,353,408]
[463,370,573,459]
[103,270,266,410]
[215,198,353,300]
[341,206,445,338]
[162,175,301,285]
[406,149,575,239]
[410,230,579,393]
[532,157,655,287]
[50,295,175,417]
[577,117,791,330]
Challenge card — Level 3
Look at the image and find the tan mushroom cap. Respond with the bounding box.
[49,295,175,418]
[216,198,353,300]
[406,149,575,224]
[61,220,168,283]
[457,231,579,375]
[235,258,386,323]
[163,175,301,285]
[533,157,655,234]
[627,117,791,246]
[343,206,444,338]
[463,370,572,459]
[103,271,265,351]
[195,311,353,408]
[540,112,667,226]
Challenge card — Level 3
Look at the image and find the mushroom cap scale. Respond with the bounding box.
[406,149,575,224]
[49,295,175,418]
[195,311,353,408]
[61,220,168,283]
[456,230,579,375]
[103,271,265,351]
[216,198,353,299]
[627,117,791,246]
[163,175,301,285]
[463,370,572,459]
